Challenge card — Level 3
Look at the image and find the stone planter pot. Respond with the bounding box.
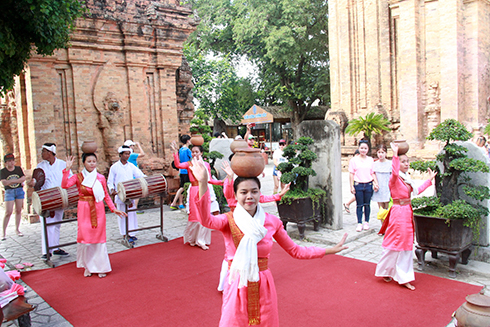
[414,214,473,278]
[277,197,320,240]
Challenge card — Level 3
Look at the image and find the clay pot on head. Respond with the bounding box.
[81,141,98,153]
[394,140,409,155]
[231,148,265,177]
[190,134,204,146]
[230,139,248,153]
[454,291,490,327]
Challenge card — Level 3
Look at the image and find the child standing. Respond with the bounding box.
[371,144,392,210]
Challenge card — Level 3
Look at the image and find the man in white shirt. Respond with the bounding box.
[30,143,72,259]
[107,145,145,243]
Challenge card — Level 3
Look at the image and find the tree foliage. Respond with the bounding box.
[184,43,256,123]
[345,113,391,141]
[0,0,86,94]
[184,0,330,134]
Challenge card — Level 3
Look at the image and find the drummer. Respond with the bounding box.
[28,143,72,259]
[107,145,145,244]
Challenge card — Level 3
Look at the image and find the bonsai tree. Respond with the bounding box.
[277,137,325,201]
[410,119,490,239]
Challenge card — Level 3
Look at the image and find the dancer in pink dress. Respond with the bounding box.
[62,153,127,278]
[375,142,436,290]
[190,156,348,326]
[170,141,223,250]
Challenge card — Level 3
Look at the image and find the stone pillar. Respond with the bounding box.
[298,120,342,230]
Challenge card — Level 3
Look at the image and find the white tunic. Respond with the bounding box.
[107,160,145,205]
[36,158,70,189]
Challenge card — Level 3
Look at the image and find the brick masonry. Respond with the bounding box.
[0,0,197,206]
[329,0,490,158]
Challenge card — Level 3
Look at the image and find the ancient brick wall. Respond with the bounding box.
[0,0,197,180]
[329,0,490,158]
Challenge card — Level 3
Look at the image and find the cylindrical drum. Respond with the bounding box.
[32,186,79,215]
[117,174,167,202]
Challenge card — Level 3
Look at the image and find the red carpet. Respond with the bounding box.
[22,233,481,327]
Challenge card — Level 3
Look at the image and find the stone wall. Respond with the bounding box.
[0,0,197,178]
[329,0,490,157]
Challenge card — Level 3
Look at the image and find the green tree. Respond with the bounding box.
[184,44,257,124]
[345,113,391,142]
[0,0,86,94]
[184,0,329,135]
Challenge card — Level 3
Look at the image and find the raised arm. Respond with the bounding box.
[135,142,145,158]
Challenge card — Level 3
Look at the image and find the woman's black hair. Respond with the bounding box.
[358,139,370,149]
[192,145,204,153]
[233,177,261,194]
[376,144,387,152]
[229,153,234,161]
[82,152,97,163]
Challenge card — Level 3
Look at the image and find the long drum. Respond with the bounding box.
[32,186,79,215]
[117,174,167,202]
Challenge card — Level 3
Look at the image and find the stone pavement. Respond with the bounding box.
[1,164,489,326]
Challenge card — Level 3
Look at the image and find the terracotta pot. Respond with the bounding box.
[231,148,265,177]
[81,141,97,153]
[230,139,248,153]
[394,139,409,155]
[190,134,204,146]
[455,291,490,327]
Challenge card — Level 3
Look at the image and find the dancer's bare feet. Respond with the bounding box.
[383,277,392,283]
[84,269,92,277]
[198,243,209,251]
[98,273,106,278]
[403,282,415,290]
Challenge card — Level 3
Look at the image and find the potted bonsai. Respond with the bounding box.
[409,119,489,277]
[276,137,326,239]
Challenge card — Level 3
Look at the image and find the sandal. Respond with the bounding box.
[16,232,24,237]
[343,203,350,214]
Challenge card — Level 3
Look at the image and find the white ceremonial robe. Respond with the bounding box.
[36,158,72,255]
[107,160,145,236]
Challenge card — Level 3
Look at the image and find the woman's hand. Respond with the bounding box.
[373,182,379,192]
[390,142,399,157]
[350,185,355,195]
[279,183,291,196]
[114,209,128,219]
[326,233,349,255]
[222,161,234,179]
[170,141,179,154]
[65,156,75,171]
[427,168,437,181]
[189,156,208,185]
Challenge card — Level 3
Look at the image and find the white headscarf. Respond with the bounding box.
[82,168,105,202]
[42,145,56,154]
[229,202,267,288]
[118,146,133,154]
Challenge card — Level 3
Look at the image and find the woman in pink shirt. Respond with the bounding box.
[348,140,379,232]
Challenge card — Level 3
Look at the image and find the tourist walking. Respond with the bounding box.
[169,135,192,210]
[371,144,392,210]
[343,149,359,214]
[62,153,127,278]
[29,143,71,258]
[107,146,145,244]
[375,142,436,290]
[1,153,26,240]
[170,141,223,250]
[348,140,379,232]
[189,156,348,326]
[272,139,287,194]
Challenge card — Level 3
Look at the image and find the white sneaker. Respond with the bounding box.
[363,222,370,230]
[356,224,363,232]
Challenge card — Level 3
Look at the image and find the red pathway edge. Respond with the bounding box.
[21,233,481,327]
